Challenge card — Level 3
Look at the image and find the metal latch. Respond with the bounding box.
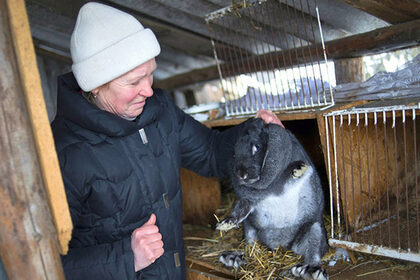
[174,252,180,267]
[163,193,170,209]
[139,128,148,144]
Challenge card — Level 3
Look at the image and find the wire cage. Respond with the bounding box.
[205,0,334,117]
[324,98,420,262]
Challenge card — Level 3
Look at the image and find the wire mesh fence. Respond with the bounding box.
[205,0,334,117]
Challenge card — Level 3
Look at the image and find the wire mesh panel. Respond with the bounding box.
[324,98,420,262]
[205,0,334,117]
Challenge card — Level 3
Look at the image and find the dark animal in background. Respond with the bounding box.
[217,118,329,280]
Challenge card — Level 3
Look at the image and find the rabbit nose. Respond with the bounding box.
[237,167,249,180]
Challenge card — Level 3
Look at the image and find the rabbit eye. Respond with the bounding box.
[252,144,260,155]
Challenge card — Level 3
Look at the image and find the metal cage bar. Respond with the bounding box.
[324,101,420,262]
[205,0,334,117]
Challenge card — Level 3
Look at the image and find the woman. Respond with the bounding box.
[52,2,282,279]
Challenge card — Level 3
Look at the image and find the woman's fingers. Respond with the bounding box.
[131,213,165,271]
[256,109,284,128]
[144,241,164,259]
[132,225,159,238]
[139,234,164,249]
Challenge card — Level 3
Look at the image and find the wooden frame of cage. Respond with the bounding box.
[205,0,335,117]
[323,101,420,262]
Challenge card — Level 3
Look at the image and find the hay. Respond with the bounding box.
[184,191,312,279]
[183,191,420,279]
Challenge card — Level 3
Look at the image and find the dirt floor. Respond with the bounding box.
[183,224,420,280]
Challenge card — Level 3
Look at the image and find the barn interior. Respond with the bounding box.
[1,0,420,279]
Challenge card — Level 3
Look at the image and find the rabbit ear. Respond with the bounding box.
[240,118,256,134]
[254,117,265,127]
[240,118,264,137]
[261,124,270,141]
[244,117,257,126]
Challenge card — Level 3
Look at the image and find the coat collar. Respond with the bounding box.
[55,72,162,137]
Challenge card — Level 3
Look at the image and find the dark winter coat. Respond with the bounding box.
[52,72,241,280]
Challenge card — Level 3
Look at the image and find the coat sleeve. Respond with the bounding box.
[163,92,243,178]
[61,236,136,280]
[57,145,137,280]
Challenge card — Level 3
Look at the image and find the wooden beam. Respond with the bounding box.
[155,64,220,89]
[202,110,319,128]
[109,0,211,36]
[279,0,387,34]
[0,0,67,278]
[155,19,420,89]
[340,0,420,24]
[323,19,420,58]
[4,0,72,255]
[34,43,72,64]
[26,0,217,79]
[334,57,364,84]
[26,0,215,57]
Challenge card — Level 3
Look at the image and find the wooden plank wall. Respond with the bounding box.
[0,0,69,278]
[181,168,221,226]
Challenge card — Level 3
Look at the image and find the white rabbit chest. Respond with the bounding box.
[254,166,313,228]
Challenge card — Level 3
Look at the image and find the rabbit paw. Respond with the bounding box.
[292,163,308,179]
[311,267,329,280]
[291,264,329,280]
[219,251,246,268]
[216,217,239,231]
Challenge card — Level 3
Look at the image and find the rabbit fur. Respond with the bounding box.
[217,118,328,280]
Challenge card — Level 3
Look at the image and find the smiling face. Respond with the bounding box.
[92,58,157,120]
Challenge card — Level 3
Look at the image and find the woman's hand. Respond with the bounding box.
[131,214,164,272]
[256,109,284,128]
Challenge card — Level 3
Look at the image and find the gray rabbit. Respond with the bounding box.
[217,118,328,280]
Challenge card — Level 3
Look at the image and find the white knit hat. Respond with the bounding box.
[70,2,161,92]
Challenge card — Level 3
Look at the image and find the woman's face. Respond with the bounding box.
[92,58,157,120]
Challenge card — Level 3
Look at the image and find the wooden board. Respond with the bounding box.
[202,101,369,128]
[186,257,235,280]
[203,111,317,128]
[5,0,72,255]
[341,0,420,24]
[0,0,66,278]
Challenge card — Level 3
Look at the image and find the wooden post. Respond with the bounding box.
[5,0,72,254]
[0,0,67,279]
[334,57,364,84]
